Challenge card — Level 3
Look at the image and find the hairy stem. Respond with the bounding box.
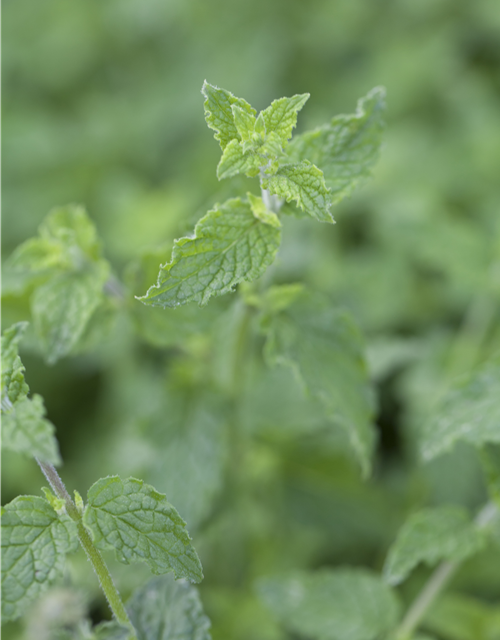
[395,500,499,639]
[36,459,136,637]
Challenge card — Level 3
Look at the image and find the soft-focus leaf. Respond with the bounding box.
[202,82,256,151]
[32,266,109,364]
[265,293,376,476]
[1,496,78,622]
[83,476,203,582]
[384,507,484,586]
[262,161,333,223]
[2,395,60,465]
[1,323,60,464]
[258,568,400,640]
[481,444,500,508]
[286,87,385,205]
[127,574,211,640]
[421,358,500,461]
[139,197,281,308]
[1,322,29,406]
[423,593,500,640]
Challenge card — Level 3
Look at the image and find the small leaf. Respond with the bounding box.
[1,322,29,407]
[139,197,281,308]
[421,358,500,461]
[286,87,386,205]
[1,495,78,622]
[127,574,211,640]
[383,507,484,586]
[83,476,203,582]
[262,161,333,223]
[1,323,60,464]
[265,293,376,476]
[202,81,256,151]
[217,139,261,180]
[32,267,109,364]
[232,104,256,142]
[258,568,400,640]
[261,93,309,146]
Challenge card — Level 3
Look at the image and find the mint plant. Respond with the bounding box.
[3,81,500,640]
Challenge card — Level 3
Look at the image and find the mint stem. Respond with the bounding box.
[395,500,499,639]
[36,459,137,638]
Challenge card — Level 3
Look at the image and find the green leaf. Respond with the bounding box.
[127,574,211,640]
[139,197,281,308]
[261,93,309,146]
[83,476,203,582]
[1,495,78,622]
[262,161,333,223]
[423,593,500,640]
[32,266,109,364]
[202,81,256,151]
[420,358,500,461]
[265,293,376,476]
[2,395,61,464]
[258,568,400,640]
[232,104,256,142]
[286,87,386,205]
[217,139,261,180]
[8,205,104,273]
[1,322,29,407]
[1,323,60,464]
[383,507,484,586]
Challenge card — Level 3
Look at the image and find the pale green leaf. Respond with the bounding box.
[83,476,203,582]
[383,507,484,586]
[32,266,109,364]
[92,622,134,640]
[217,139,261,180]
[265,293,376,476]
[421,358,500,461]
[286,87,386,205]
[202,81,256,151]
[1,322,29,407]
[8,205,103,273]
[258,568,400,640]
[232,104,256,142]
[262,161,333,223]
[2,395,61,464]
[261,93,309,146]
[127,574,211,640]
[139,197,281,308]
[1,323,60,464]
[1,496,78,622]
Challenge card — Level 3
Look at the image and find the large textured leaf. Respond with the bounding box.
[383,507,484,586]
[286,87,386,205]
[258,568,400,640]
[83,476,203,582]
[262,161,333,223]
[1,496,78,622]
[127,575,211,640]
[202,81,256,151]
[1,323,60,464]
[139,197,281,308]
[32,267,109,364]
[421,358,500,461]
[265,293,376,476]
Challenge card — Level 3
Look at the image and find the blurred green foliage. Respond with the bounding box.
[2,0,500,639]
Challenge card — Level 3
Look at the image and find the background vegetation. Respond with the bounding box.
[3,0,500,638]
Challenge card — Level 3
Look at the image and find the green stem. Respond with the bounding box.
[36,459,137,637]
[395,501,499,639]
